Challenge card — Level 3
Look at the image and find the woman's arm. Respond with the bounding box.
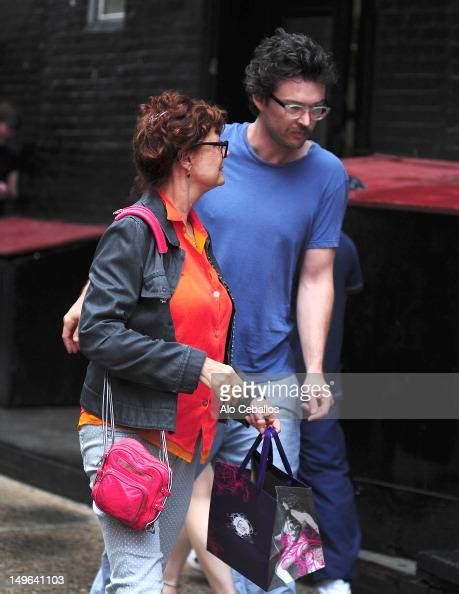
[79,217,205,394]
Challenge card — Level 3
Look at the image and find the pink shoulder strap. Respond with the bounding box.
[114,205,168,254]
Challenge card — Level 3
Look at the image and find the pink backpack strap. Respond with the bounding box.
[114,205,168,254]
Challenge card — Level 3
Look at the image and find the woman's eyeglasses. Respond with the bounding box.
[193,140,229,158]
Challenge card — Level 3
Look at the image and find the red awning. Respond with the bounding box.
[0,217,105,256]
[343,154,459,215]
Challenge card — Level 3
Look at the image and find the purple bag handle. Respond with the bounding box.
[238,427,294,494]
[238,433,263,474]
[114,205,168,254]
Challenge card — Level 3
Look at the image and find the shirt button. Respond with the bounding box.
[214,331,220,338]
[213,290,220,298]
[202,400,208,407]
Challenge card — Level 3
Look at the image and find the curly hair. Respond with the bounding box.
[132,90,226,189]
[244,28,337,114]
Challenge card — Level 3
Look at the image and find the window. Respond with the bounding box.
[97,0,125,21]
[87,0,126,30]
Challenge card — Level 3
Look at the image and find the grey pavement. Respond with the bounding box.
[0,473,225,594]
[0,407,89,504]
[0,474,101,594]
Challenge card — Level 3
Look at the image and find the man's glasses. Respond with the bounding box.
[270,94,331,121]
[193,140,229,158]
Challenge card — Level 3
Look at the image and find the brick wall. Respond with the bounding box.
[368,0,459,160]
[0,0,211,223]
[2,0,458,222]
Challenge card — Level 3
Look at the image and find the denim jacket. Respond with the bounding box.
[79,191,234,431]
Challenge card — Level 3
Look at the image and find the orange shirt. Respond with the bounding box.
[79,193,232,463]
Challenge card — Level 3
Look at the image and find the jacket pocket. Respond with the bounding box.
[141,272,173,300]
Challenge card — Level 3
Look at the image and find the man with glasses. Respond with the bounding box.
[192,28,360,594]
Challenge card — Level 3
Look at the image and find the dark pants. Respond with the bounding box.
[298,419,361,583]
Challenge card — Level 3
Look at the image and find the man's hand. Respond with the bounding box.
[62,295,83,353]
[62,283,89,354]
[245,411,281,434]
[301,372,334,421]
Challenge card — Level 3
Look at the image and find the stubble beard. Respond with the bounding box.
[289,123,312,148]
[270,123,312,152]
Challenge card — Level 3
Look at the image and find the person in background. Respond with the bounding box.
[0,101,20,215]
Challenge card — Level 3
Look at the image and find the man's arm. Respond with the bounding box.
[62,281,89,354]
[296,247,335,421]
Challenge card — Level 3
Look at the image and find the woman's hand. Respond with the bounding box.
[199,357,238,389]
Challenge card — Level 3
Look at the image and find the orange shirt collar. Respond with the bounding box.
[158,190,183,222]
[158,190,208,253]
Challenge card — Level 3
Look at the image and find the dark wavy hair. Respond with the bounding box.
[132,90,226,190]
[244,28,337,114]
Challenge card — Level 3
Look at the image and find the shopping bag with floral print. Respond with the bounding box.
[207,427,325,591]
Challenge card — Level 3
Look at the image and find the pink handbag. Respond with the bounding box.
[91,376,172,532]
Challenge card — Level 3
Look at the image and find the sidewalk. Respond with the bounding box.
[0,407,88,504]
[0,475,100,593]
[0,474,227,593]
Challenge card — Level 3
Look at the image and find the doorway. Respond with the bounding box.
[213,0,355,155]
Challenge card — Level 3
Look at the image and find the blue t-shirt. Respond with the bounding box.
[196,123,348,374]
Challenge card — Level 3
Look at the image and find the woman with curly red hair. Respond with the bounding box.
[76,90,239,592]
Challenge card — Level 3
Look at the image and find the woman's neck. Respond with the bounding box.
[158,176,195,222]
